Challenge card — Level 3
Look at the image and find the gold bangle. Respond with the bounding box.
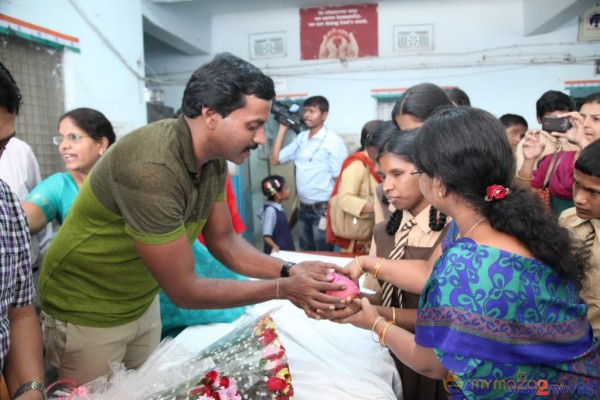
[392,307,396,324]
[378,321,388,346]
[275,278,280,299]
[354,256,365,275]
[379,320,395,347]
[515,171,533,181]
[371,316,386,343]
[372,257,385,279]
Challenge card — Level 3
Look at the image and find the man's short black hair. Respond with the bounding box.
[0,62,22,115]
[536,90,574,119]
[575,139,600,179]
[181,53,275,118]
[303,96,329,113]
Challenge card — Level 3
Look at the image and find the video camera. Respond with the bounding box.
[271,101,304,133]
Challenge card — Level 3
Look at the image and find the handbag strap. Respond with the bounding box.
[542,150,566,189]
[364,166,371,197]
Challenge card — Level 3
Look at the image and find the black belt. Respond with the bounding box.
[299,201,328,210]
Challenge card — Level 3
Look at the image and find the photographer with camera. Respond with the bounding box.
[271,95,347,251]
[514,90,579,171]
[517,92,600,216]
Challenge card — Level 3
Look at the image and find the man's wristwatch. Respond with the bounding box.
[13,381,46,399]
[280,261,295,278]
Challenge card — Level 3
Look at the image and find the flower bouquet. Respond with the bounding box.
[47,311,293,400]
[187,370,241,400]
[172,313,293,400]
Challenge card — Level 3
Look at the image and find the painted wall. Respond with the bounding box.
[2,0,148,136]
[145,0,599,245]
[142,0,211,55]
[4,0,594,244]
[150,0,598,132]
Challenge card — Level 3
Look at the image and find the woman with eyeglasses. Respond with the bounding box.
[22,107,116,235]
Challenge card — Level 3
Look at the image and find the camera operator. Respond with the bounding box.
[271,95,347,251]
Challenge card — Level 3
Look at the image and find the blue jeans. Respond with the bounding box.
[298,207,333,251]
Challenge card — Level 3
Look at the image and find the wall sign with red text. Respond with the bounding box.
[300,4,378,60]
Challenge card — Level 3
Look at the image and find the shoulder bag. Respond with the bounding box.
[329,166,374,241]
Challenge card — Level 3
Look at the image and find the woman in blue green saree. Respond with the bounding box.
[336,107,599,399]
[416,221,599,399]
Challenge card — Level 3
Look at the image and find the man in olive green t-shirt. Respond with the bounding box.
[39,53,347,385]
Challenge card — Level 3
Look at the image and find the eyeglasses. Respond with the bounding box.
[0,132,16,150]
[409,169,426,176]
[52,133,91,146]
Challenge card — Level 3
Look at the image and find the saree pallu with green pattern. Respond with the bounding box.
[416,223,600,399]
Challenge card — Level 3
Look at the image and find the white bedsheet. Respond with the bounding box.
[174,251,403,400]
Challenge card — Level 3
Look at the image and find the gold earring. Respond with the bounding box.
[438,191,444,197]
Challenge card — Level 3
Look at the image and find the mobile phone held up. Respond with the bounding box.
[541,116,572,133]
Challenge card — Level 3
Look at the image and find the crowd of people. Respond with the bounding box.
[1,52,599,400]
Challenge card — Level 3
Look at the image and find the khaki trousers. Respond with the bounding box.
[42,295,161,385]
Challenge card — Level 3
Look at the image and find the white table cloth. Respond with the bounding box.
[175,251,403,399]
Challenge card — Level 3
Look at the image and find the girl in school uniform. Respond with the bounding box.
[257,175,295,254]
[362,132,450,400]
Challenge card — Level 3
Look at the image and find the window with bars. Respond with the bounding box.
[0,34,64,178]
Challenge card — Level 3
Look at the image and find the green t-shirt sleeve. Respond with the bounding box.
[111,161,188,242]
[90,120,228,246]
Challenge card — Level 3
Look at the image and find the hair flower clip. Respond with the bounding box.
[484,184,510,202]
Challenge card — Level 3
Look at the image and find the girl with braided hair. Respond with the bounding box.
[257,175,295,254]
[366,120,400,225]
[363,132,450,400]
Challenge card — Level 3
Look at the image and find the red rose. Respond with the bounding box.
[201,370,219,386]
[219,376,230,388]
[259,328,277,345]
[266,377,288,392]
[484,184,510,202]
